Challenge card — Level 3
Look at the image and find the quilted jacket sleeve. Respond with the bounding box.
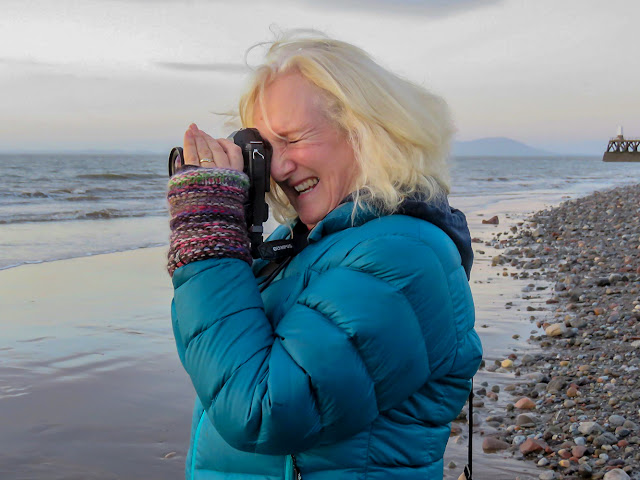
[171,235,456,455]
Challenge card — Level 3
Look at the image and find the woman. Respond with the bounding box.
[167,33,482,480]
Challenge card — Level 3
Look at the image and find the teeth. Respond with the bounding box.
[294,178,319,193]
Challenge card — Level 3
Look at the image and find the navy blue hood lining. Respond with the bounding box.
[395,194,473,279]
[290,193,474,279]
[336,192,473,278]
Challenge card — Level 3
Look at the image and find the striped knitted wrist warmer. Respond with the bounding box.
[167,167,252,276]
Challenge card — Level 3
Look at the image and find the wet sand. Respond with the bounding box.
[0,190,588,480]
[0,249,192,479]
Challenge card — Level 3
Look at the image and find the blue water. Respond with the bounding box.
[1,153,639,270]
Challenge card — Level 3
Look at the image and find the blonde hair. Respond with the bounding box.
[239,31,454,224]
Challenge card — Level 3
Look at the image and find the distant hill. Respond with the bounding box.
[452,137,555,157]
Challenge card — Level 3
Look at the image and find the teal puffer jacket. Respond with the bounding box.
[171,201,482,480]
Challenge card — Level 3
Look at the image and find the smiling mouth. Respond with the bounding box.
[294,177,319,195]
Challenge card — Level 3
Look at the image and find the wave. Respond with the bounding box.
[0,209,165,225]
[18,191,49,198]
[0,242,168,271]
[5,186,158,201]
[65,195,102,202]
[50,187,84,194]
[51,186,132,195]
[82,208,126,219]
[468,177,511,182]
[76,173,165,180]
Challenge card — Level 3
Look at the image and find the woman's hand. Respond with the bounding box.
[183,123,244,171]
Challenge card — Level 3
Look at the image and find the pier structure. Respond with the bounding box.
[603,126,640,162]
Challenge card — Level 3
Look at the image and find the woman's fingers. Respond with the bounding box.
[183,127,199,166]
[200,130,230,169]
[182,124,244,171]
[194,130,217,166]
[217,138,244,172]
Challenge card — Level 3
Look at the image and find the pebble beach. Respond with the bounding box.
[472,184,640,480]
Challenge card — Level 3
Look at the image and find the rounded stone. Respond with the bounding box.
[520,438,544,455]
[516,414,537,426]
[545,323,567,337]
[603,469,630,480]
[515,397,536,410]
[482,437,510,452]
[578,422,604,435]
[609,415,626,427]
[572,445,588,458]
[512,435,527,446]
[578,464,593,478]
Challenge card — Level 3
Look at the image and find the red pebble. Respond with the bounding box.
[519,438,544,455]
[559,449,572,459]
[571,446,588,458]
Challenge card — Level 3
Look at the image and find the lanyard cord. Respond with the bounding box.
[259,256,293,293]
[258,221,308,293]
[465,378,474,479]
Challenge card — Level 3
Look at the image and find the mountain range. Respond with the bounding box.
[452,137,554,157]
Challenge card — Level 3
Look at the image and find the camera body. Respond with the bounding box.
[168,128,272,257]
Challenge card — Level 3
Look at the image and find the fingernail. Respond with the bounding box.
[190,123,198,131]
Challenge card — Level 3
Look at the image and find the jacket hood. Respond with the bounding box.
[267,194,474,279]
[306,193,473,279]
[396,194,473,279]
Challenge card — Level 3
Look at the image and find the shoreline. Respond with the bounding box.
[470,184,640,480]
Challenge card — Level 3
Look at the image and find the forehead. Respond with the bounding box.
[253,72,325,134]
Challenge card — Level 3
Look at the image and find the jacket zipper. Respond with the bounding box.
[190,411,207,480]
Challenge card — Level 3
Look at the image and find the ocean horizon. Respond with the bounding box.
[1,153,637,271]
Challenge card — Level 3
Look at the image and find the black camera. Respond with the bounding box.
[168,128,272,257]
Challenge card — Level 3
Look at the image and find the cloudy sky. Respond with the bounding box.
[1,0,638,154]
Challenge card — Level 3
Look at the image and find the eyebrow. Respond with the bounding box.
[274,127,305,137]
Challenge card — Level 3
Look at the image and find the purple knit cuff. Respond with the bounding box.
[167,167,251,276]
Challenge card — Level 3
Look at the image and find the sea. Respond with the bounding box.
[1,153,640,271]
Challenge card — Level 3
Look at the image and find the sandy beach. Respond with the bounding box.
[0,183,636,479]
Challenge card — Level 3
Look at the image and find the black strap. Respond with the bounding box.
[464,378,474,479]
[258,221,309,293]
[257,221,309,262]
[259,257,292,293]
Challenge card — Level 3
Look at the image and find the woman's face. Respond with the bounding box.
[252,71,359,229]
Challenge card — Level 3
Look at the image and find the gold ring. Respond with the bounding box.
[199,158,213,164]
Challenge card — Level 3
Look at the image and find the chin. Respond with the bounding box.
[298,212,320,228]
[297,206,328,228]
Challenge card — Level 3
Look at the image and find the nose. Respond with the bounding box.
[270,147,296,183]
